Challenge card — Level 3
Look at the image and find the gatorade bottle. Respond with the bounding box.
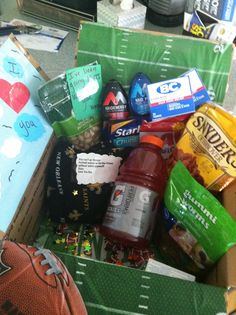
[100,135,167,248]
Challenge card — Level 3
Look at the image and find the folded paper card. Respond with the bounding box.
[0,35,53,234]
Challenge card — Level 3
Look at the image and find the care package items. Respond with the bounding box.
[2,20,236,315]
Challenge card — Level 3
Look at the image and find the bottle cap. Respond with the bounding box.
[140,135,164,149]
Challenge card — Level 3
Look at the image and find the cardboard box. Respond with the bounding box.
[97,0,147,29]
[222,179,236,220]
[183,0,236,43]
[3,22,236,314]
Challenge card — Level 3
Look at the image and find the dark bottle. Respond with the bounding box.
[102,79,130,121]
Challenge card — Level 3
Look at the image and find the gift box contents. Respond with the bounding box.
[32,56,236,282]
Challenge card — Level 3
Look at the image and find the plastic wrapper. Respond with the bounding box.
[167,102,236,191]
[158,161,236,274]
[38,66,102,151]
[140,114,190,159]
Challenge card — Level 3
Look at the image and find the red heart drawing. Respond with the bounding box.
[0,79,30,113]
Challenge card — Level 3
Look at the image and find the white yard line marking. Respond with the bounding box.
[138,305,148,310]
[75,280,83,285]
[140,285,150,289]
[141,275,151,280]
[77,262,87,267]
[85,303,146,315]
[78,50,229,75]
[140,295,149,300]
[76,271,85,275]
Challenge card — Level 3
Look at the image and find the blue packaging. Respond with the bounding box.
[129,72,152,116]
[194,0,236,22]
[147,76,195,120]
[181,68,210,107]
[103,118,141,148]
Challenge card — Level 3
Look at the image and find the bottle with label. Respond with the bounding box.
[102,79,130,121]
[100,135,167,248]
[129,72,152,116]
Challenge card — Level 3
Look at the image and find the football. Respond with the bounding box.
[0,240,87,315]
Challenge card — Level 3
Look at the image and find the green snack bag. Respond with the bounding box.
[163,161,236,270]
[66,64,102,122]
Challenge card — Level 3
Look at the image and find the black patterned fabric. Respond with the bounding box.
[46,138,131,224]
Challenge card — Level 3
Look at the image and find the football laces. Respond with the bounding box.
[34,248,62,276]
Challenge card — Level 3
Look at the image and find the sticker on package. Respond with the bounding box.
[147,76,195,120]
[181,68,210,107]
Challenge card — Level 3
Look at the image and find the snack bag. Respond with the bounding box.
[162,161,236,270]
[168,102,236,191]
[140,114,190,159]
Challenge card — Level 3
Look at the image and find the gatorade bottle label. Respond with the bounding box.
[103,182,158,239]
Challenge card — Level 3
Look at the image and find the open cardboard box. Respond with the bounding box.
[2,21,236,314]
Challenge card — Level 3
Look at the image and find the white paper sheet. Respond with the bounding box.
[0,19,68,52]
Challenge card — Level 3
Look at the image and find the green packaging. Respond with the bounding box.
[66,64,102,122]
[163,161,236,269]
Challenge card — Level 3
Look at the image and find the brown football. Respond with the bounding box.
[0,240,87,315]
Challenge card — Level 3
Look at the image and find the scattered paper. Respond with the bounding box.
[0,19,68,52]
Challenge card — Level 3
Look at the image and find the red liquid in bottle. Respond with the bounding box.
[100,135,167,248]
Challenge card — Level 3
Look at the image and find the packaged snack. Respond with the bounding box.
[140,114,190,159]
[38,71,101,151]
[168,102,236,191]
[102,118,141,148]
[161,161,236,271]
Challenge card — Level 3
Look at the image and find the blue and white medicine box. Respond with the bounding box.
[147,76,195,120]
[181,68,210,107]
